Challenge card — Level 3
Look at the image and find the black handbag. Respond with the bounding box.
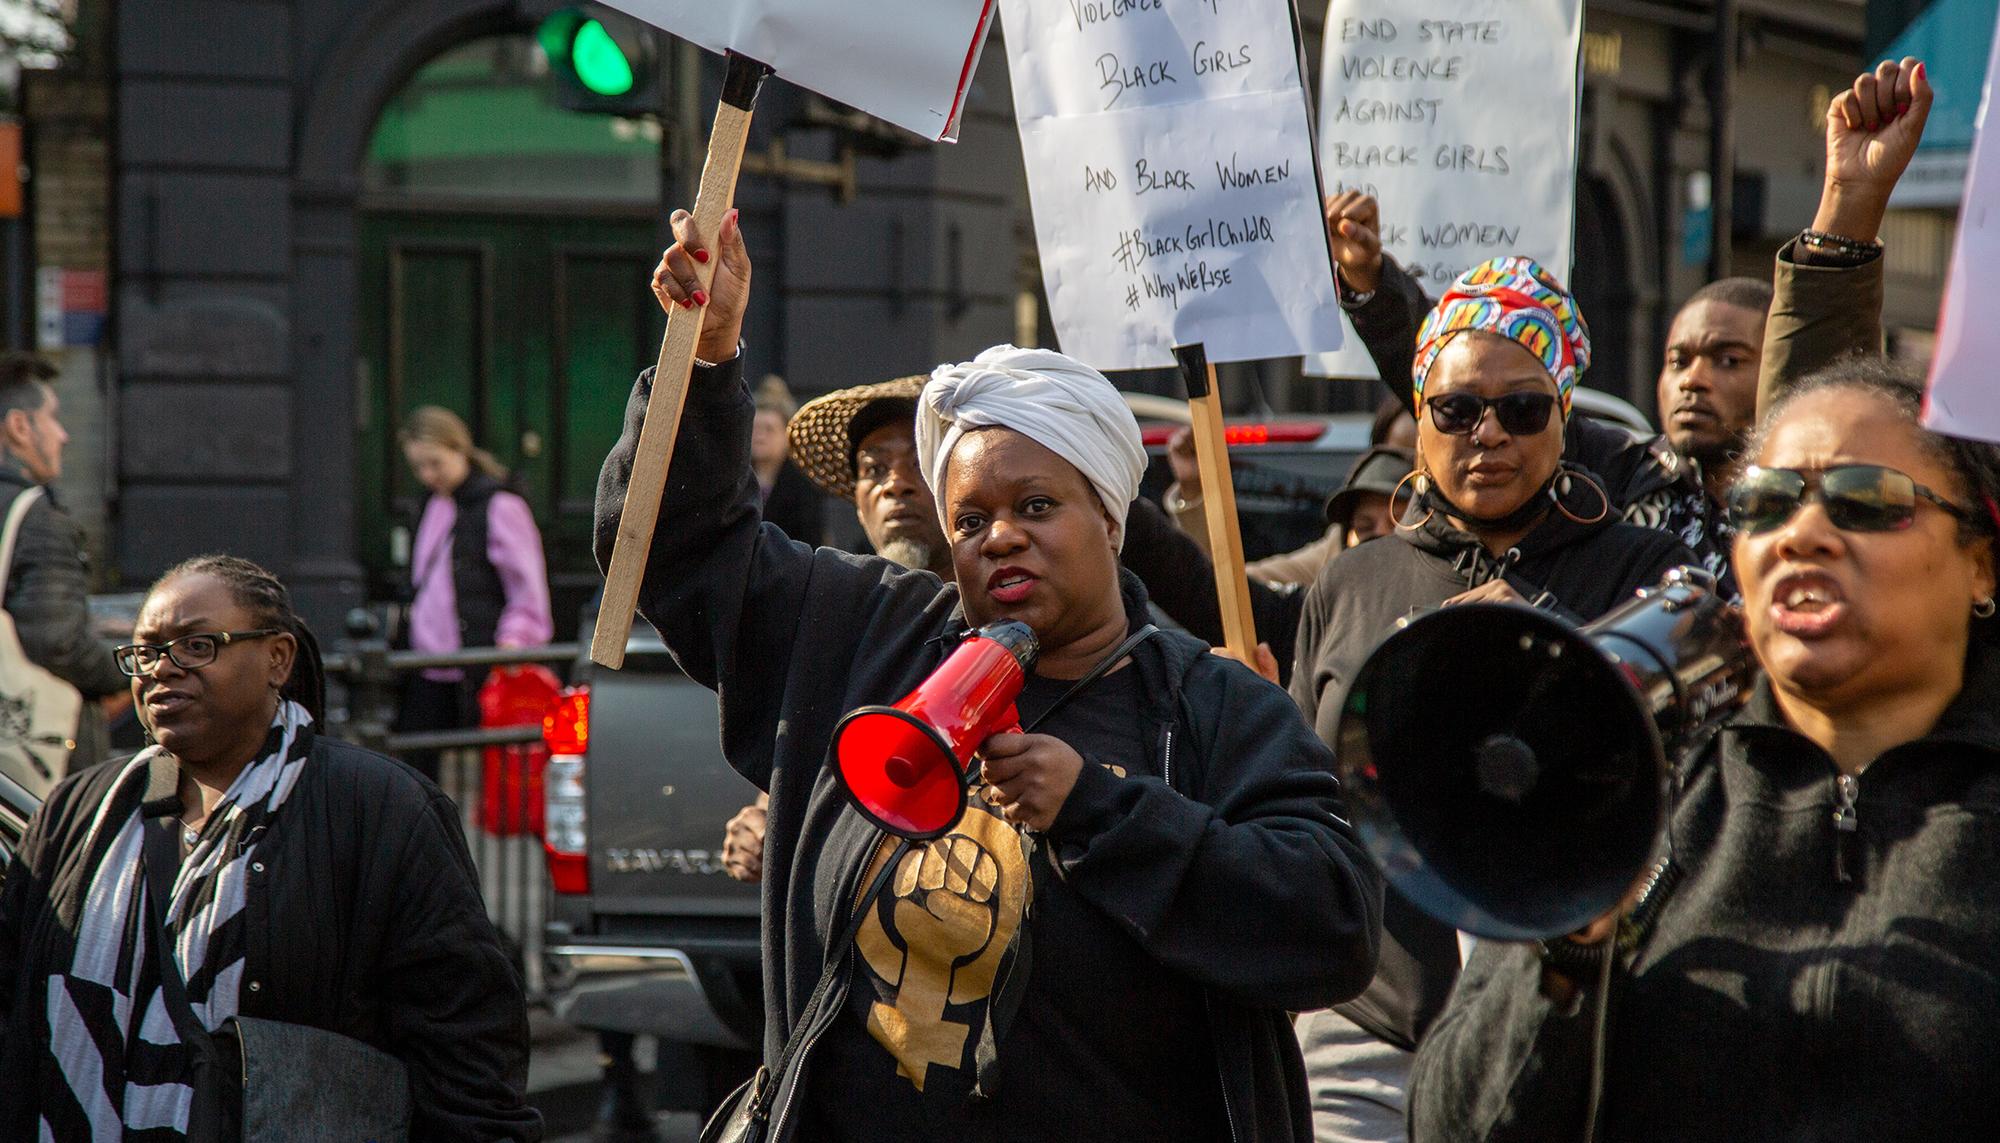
[700,838,909,1143]
[141,807,414,1142]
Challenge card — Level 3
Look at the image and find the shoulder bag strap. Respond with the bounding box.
[1020,623,1160,733]
[740,836,908,1126]
[0,485,44,590]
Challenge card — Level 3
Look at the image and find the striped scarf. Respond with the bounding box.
[40,700,314,1140]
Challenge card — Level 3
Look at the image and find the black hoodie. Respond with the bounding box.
[1291,484,1693,1050]
[596,357,1382,1143]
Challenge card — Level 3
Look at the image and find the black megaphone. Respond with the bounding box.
[1333,567,1755,941]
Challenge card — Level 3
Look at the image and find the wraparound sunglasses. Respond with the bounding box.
[1726,464,1983,535]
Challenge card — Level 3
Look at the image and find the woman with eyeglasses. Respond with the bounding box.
[1288,256,1693,1141]
[0,555,540,1140]
[1408,356,2000,1139]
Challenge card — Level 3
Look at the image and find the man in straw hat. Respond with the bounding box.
[721,374,953,883]
[786,375,953,580]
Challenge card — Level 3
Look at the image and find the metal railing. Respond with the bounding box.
[322,638,583,1000]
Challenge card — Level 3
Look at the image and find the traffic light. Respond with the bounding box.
[539,7,658,114]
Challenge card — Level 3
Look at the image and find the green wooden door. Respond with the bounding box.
[358,212,662,633]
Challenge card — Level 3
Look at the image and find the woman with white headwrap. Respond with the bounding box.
[599,208,1379,1143]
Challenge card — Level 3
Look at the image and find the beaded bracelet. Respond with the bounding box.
[1798,228,1883,259]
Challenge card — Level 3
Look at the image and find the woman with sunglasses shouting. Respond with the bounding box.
[0,555,540,1140]
[1289,256,1692,1141]
[1409,356,2000,1140]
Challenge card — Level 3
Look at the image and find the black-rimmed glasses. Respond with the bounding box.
[114,629,283,677]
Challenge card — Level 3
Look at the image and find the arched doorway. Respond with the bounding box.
[355,32,665,626]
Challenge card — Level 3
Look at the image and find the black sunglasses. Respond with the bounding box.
[115,628,283,677]
[1425,391,1558,437]
[1726,464,1981,535]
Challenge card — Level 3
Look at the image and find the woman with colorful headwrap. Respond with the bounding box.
[600,206,1380,1143]
[1288,256,1693,1142]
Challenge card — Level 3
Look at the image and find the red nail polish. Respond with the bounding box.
[727,208,740,226]
[693,249,710,264]
[1916,62,1926,81]
[680,297,694,310]
[693,290,709,306]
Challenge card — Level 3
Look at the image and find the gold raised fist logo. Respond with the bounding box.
[854,803,1028,1090]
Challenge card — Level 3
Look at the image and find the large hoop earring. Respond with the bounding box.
[1976,597,1996,620]
[1392,468,1435,531]
[1551,468,1610,525]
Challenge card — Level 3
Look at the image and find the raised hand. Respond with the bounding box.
[651,207,752,363]
[1324,190,1385,296]
[1815,58,1932,243]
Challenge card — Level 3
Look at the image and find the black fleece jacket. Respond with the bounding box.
[1410,640,2000,1142]
[0,734,540,1140]
[596,357,1382,1143]
[1291,491,1692,1052]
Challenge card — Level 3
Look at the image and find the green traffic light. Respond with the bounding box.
[571,18,636,97]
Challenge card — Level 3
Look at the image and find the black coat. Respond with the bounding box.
[1290,494,1692,1052]
[1410,642,2000,1141]
[761,459,827,549]
[596,358,1382,1143]
[0,733,541,1140]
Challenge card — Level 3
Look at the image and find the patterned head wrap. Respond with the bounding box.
[1411,257,1591,418]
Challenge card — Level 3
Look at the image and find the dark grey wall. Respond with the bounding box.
[111,0,1022,632]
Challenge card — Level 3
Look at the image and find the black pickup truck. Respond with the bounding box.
[539,620,764,1100]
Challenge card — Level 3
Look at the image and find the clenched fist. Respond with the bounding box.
[978,732,1086,832]
[721,792,768,883]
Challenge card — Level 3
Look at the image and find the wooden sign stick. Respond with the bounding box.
[594,53,771,669]
[1173,342,1259,662]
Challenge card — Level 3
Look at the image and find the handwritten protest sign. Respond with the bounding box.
[1308,0,1582,378]
[598,0,996,141]
[1000,0,1343,370]
[1925,21,2000,444]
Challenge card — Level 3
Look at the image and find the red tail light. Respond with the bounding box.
[547,851,590,896]
[542,686,591,895]
[543,688,590,755]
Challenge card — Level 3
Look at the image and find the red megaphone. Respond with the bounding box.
[832,620,1040,839]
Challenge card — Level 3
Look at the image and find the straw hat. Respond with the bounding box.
[786,375,931,500]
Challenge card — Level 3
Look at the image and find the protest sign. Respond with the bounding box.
[1000,0,1344,370]
[598,0,996,141]
[1925,21,2000,444]
[1308,0,1582,378]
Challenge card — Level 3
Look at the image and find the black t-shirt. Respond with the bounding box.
[805,663,1228,1142]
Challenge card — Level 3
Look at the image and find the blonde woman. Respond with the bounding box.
[396,407,552,780]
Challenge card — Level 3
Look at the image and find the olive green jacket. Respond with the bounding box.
[1757,238,1885,416]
